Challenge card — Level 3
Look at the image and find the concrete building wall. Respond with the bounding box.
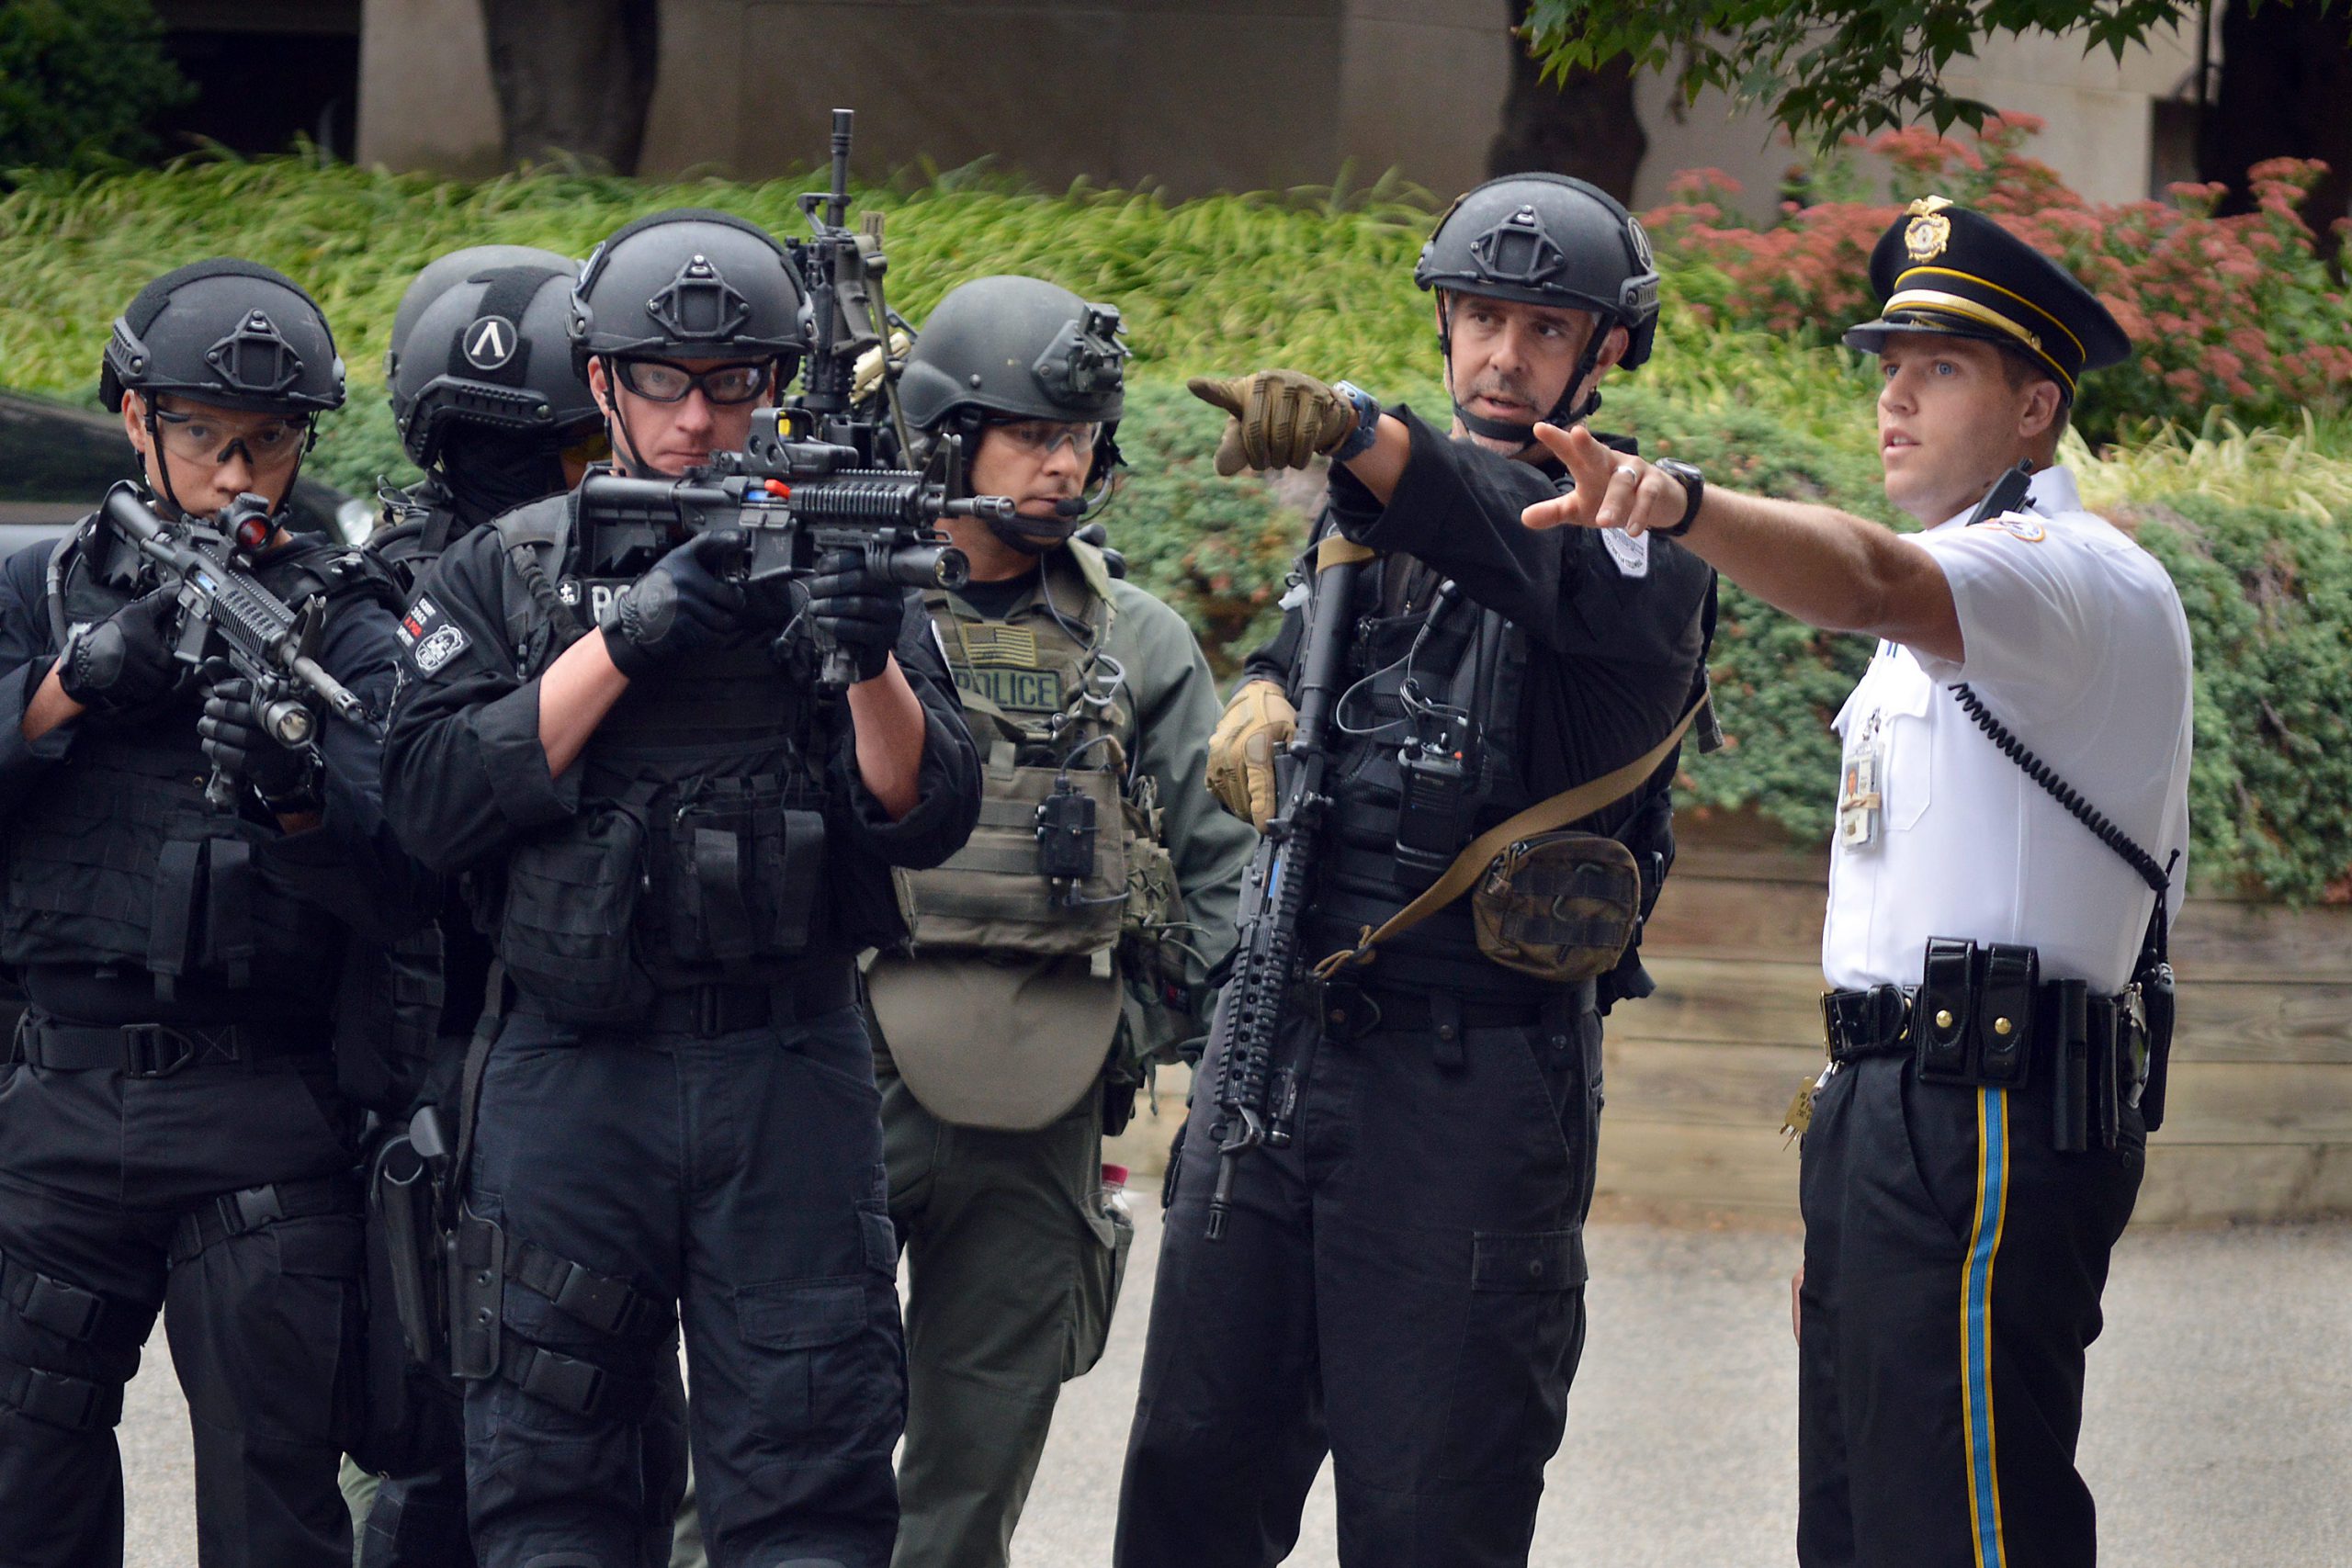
[357,1,2206,213]
[357,0,506,177]
[1630,21,2207,219]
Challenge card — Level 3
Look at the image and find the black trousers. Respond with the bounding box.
[1116,984,1601,1568]
[0,1046,363,1568]
[463,1004,903,1568]
[1798,1053,2144,1568]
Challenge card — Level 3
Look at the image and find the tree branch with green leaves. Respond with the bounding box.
[1520,0,2279,144]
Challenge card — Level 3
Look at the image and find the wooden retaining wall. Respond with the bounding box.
[1108,820,2352,1225]
[1607,821,2352,1224]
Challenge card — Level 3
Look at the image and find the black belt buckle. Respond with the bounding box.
[121,1023,202,1079]
[20,1272,105,1343]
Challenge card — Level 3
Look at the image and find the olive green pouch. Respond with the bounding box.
[1471,830,1643,982]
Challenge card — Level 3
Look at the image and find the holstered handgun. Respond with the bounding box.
[370,1130,445,1369]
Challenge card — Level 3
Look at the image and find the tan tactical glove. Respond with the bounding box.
[852,329,912,403]
[1206,680,1297,830]
[1188,370,1359,478]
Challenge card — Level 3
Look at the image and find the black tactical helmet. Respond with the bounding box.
[898,276,1128,550]
[390,252,599,468]
[571,208,808,378]
[1414,174,1661,436]
[899,276,1126,430]
[387,243,578,388]
[100,258,345,416]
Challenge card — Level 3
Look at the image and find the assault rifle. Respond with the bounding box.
[574,412,1007,688]
[1202,533,1374,1240]
[99,483,373,809]
[791,107,909,460]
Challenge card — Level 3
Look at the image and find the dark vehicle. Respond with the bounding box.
[0,388,370,1038]
[0,387,370,559]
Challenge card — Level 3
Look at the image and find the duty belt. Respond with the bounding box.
[169,1174,360,1267]
[608,969,858,1037]
[7,1013,320,1078]
[1823,957,2143,1153]
[1319,980,1586,1069]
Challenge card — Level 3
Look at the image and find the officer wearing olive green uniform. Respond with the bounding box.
[865,276,1254,1568]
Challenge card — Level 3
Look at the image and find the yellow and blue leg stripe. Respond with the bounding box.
[1961,1087,2011,1568]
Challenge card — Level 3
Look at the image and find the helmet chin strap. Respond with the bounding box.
[1437,292,1609,451]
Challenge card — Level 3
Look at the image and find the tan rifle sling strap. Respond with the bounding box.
[1312,689,1709,979]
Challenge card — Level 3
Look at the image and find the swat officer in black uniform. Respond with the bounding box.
[1115,175,1716,1567]
[381,209,982,1568]
[0,260,422,1566]
[348,245,669,1568]
[375,245,610,590]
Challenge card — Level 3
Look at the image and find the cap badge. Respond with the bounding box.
[1903,196,1954,264]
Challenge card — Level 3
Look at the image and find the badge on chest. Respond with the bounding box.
[1838,712,1886,850]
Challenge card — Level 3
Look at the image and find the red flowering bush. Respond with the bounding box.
[1642,118,2352,442]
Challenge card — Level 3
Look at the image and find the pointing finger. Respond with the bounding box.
[1186,376,1248,417]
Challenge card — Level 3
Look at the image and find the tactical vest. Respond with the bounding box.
[482,497,837,1024]
[895,541,1179,967]
[869,541,1187,1130]
[0,523,373,1001]
[1307,552,1556,998]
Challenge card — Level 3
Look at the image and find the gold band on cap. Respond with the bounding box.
[1883,290,2078,395]
[1895,265,2089,363]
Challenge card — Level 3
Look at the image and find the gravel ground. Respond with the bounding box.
[119,1209,2352,1566]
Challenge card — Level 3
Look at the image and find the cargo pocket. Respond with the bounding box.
[736,1277,894,1452]
[1064,1197,1134,1383]
[1437,1226,1587,1483]
[499,803,650,1022]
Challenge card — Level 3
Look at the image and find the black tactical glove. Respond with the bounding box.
[804,547,903,683]
[598,530,749,680]
[57,588,180,716]
[199,677,324,810]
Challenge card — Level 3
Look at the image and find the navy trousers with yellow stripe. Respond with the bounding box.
[1797,1052,2143,1568]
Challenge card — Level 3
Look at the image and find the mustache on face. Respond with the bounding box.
[1464,371,1536,407]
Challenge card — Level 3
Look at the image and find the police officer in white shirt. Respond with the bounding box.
[1518,198,2193,1568]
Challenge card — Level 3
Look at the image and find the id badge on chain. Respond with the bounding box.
[1837,714,1885,850]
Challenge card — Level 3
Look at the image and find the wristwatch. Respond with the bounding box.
[1653,458,1704,537]
[1329,380,1383,463]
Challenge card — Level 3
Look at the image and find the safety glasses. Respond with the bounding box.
[989,419,1102,458]
[151,404,309,470]
[613,358,774,406]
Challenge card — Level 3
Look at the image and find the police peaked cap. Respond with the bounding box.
[571,208,809,376]
[392,254,601,468]
[898,276,1128,430]
[1415,173,1661,371]
[101,258,345,415]
[1843,198,2129,400]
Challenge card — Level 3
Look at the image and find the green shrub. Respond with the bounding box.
[0,0,191,179]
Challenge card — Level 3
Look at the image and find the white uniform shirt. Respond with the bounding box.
[1822,466,2194,993]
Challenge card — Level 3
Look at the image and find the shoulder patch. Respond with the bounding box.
[412,622,470,673]
[1603,526,1651,578]
[1968,513,2048,543]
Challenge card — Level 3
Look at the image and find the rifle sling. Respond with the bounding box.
[1313,689,1708,979]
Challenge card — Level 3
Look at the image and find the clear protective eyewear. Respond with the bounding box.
[613,358,774,406]
[152,404,308,471]
[989,418,1102,459]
